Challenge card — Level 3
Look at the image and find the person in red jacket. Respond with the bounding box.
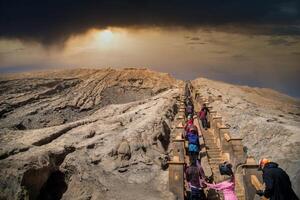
[185,115,194,132]
[198,104,209,130]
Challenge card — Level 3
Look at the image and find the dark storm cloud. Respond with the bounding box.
[211,50,227,54]
[232,54,248,60]
[0,48,25,55]
[268,38,299,46]
[291,52,300,55]
[186,42,206,45]
[186,36,206,45]
[189,37,201,41]
[1,0,300,45]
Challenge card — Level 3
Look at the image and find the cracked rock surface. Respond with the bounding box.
[0,68,183,200]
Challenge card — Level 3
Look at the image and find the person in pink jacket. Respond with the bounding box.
[204,162,238,200]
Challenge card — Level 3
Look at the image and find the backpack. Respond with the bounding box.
[187,133,199,145]
[188,144,199,152]
[185,122,193,132]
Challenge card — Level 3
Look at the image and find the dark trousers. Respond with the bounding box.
[189,151,199,162]
[201,118,208,129]
[189,187,205,200]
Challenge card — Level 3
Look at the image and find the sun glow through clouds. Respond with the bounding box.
[97,29,113,44]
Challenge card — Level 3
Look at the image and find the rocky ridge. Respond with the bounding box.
[1,69,299,199]
[192,77,300,196]
[0,68,177,130]
[0,68,182,200]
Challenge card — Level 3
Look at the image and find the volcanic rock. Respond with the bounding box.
[0,68,181,200]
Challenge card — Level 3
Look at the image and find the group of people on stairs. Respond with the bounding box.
[183,95,238,200]
[182,88,298,200]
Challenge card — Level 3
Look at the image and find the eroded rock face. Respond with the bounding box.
[116,139,131,160]
[192,78,300,196]
[0,68,177,130]
[0,68,181,200]
[4,68,298,199]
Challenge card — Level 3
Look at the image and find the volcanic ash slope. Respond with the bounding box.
[192,78,300,196]
[0,68,183,200]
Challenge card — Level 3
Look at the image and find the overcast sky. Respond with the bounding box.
[1,1,300,97]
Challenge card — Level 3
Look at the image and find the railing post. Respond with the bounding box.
[230,138,246,166]
[216,123,229,152]
[208,96,213,103]
[208,110,217,124]
[221,132,234,162]
[238,157,264,200]
[168,156,185,200]
[172,135,185,163]
[169,93,186,200]
[211,116,222,134]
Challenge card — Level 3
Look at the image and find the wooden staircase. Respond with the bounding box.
[200,122,248,200]
[168,83,264,200]
[202,129,224,182]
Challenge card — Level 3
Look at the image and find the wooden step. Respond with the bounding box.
[205,141,217,144]
[211,169,221,174]
[204,141,216,144]
[208,153,222,157]
[211,167,220,171]
[205,143,217,146]
[211,165,220,169]
[208,159,222,164]
[206,147,221,150]
[207,150,221,154]
[209,159,224,164]
[203,133,214,135]
[204,137,215,140]
[203,134,215,137]
[204,138,216,141]
[206,145,219,148]
[205,144,218,147]
[206,146,220,149]
[207,153,221,157]
[209,157,224,161]
[205,144,218,148]
[207,150,222,154]
[208,156,222,161]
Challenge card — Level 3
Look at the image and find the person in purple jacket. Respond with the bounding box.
[186,157,206,200]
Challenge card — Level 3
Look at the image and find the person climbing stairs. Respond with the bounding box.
[168,82,246,200]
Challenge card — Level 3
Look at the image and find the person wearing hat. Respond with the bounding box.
[256,158,299,200]
[203,162,238,200]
